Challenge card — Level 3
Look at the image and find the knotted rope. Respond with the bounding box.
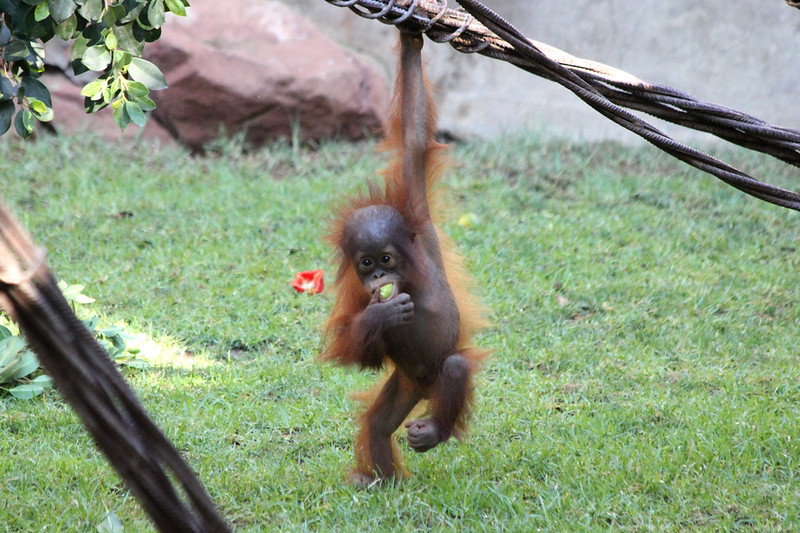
[323,0,800,211]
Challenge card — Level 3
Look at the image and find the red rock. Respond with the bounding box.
[145,1,389,151]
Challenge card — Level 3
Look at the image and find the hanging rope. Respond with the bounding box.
[0,203,231,533]
[322,0,800,211]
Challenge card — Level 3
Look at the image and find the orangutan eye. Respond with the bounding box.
[381,254,392,264]
[361,258,373,268]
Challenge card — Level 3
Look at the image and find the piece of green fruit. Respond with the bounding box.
[379,283,394,300]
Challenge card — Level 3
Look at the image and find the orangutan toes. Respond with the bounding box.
[406,419,443,453]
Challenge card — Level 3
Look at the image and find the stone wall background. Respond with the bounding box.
[284,0,800,143]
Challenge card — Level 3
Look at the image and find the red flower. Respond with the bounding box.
[291,269,325,294]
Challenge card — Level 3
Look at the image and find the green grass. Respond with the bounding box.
[2,132,800,531]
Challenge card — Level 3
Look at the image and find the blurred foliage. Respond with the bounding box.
[0,281,145,399]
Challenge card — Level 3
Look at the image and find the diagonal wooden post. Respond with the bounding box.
[0,202,230,533]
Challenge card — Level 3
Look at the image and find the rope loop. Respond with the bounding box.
[350,0,396,19]
[419,0,448,32]
[385,0,419,26]
[427,8,473,43]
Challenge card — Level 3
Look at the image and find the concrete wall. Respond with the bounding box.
[280,0,800,143]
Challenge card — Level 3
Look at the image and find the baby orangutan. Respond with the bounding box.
[322,30,487,486]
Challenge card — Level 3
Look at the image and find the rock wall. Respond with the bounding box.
[284,0,800,143]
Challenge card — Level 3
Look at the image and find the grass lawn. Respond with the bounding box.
[1,132,800,531]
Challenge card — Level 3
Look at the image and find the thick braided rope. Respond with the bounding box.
[323,0,800,210]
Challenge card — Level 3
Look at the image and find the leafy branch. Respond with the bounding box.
[0,0,188,138]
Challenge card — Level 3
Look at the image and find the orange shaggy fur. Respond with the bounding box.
[321,36,489,480]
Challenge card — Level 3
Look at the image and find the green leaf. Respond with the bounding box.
[98,325,124,337]
[31,374,53,386]
[106,84,121,104]
[146,0,165,27]
[84,94,109,113]
[48,0,77,23]
[2,3,30,35]
[0,334,26,353]
[77,0,103,20]
[113,23,143,56]
[15,351,39,379]
[112,49,132,70]
[112,99,130,129]
[28,41,46,70]
[72,294,96,304]
[0,335,25,368]
[80,79,106,98]
[103,4,125,26]
[104,31,118,50]
[132,22,161,44]
[82,315,99,332]
[8,385,41,400]
[29,100,45,114]
[127,56,167,90]
[124,99,145,127]
[82,45,111,71]
[109,75,121,95]
[33,107,53,122]
[119,2,145,24]
[8,375,53,400]
[23,6,55,40]
[0,100,14,136]
[14,108,34,138]
[118,357,150,369]
[21,107,33,131]
[96,512,124,533]
[21,77,52,106]
[70,31,90,74]
[0,350,39,381]
[0,325,12,340]
[164,0,186,16]
[64,281,98,304]
[34,2,50,21]
[134,94,155,111]
[61,283,87,299]
[0,76,16,99]
[109,335,126,352]
[78,19,105,46]
[3,40,31,61]
[27,98,53,122]
[54,13,78,39]
[34,107,53,122]
[124,80,148,98]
